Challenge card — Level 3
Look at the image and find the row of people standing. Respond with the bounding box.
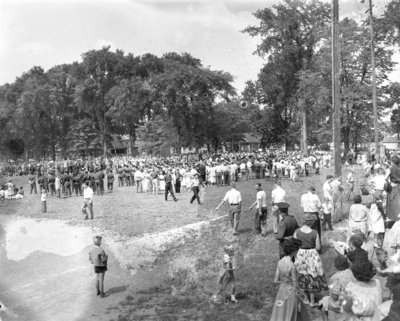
[27,169,115,197]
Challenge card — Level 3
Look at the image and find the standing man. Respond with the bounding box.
[29,173,37,194]
[165,169,178,202]
[48,171,56,196]
[134,168,143,193]
[216,182,242,236]
[271,181,286,233]
[150,167,159,195]
[82,181,94,220]
[249,183,268,236]
[300,186,322,238]
[190,174,201,205]
[107,170,114,192]
[275,202,299,258]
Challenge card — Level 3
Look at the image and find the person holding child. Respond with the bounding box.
[89,236,108,298]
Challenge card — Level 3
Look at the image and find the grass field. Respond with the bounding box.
[0,166,356,321]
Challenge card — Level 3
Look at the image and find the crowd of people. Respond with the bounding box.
[6,149,400,320]
[263,156,400,321]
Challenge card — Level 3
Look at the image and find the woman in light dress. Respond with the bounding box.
[142,169,151,195]
[343,260,382,321]
[270,238,309,321]
[370,193,386,247]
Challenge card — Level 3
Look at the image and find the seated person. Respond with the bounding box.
[15,187,24,199]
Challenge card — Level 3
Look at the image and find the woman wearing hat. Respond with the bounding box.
[294,213,328,307]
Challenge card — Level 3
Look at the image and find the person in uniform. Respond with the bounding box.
[117,166,124,187]
[275,202,299,258]
[48,171,56,196]
[37,174,45,192]
[64,172,72,197]
[250,183,268,236]
[73,172,81,196]
[107,170,114,192]
[216,182,242,235]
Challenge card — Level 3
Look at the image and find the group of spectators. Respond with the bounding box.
[267,155,400,321]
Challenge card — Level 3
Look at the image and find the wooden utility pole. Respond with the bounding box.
[332,0,341,176]
[366,0,380,162]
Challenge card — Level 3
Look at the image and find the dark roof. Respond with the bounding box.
[241,133,260,144]
[110,140,125,149]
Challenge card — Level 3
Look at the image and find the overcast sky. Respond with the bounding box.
[0,0,398,93]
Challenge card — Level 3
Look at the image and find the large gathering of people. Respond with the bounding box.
[4,148,400,320]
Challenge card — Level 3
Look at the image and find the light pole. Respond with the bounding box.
[362,0,379,162]
[332,0,341,177]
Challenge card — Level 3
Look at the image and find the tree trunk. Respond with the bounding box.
[103,139,107,157]
[301,105,307,155]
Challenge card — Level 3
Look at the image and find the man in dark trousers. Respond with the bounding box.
[164,169,177,202]
[275,202,299,258]
[48,171,56,196]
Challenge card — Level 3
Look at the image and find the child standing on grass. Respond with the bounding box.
[213,245,238,304]
[321,197,333,231]
[89,236,108,298]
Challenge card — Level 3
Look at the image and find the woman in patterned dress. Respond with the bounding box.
[294,214,328,307]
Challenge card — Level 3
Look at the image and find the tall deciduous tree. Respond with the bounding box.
[243,0,330,150]
[74,47,125,156]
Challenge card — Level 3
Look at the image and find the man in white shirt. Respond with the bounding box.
[322,175,334,201]
[271,181,286,233]
[239,162,246,180]
[369,167,386,200]
[216,182,242,235]
[250,183,268,236]
[134,168,143,193]
[301,186,322,238]
[246,160,253,180]
[82,181,94,220]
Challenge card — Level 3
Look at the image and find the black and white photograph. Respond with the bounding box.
[1,0,400,320]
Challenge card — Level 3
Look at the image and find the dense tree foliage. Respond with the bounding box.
[243,0,399,154]
[0,48,237,159]
[1,0,400,160]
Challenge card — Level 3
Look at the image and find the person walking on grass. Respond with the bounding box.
[89,236,108,298]
[82,181,94,220]
[301,186,322,239]
[212,245,238,304]
[216,182,242,236]
[271,181,286,233]
[164,169,177,202]
[275,202,299,258]
[249,183,268,236]
[190,174,201,205]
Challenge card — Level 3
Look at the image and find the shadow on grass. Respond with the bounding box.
[107,285,129,296]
